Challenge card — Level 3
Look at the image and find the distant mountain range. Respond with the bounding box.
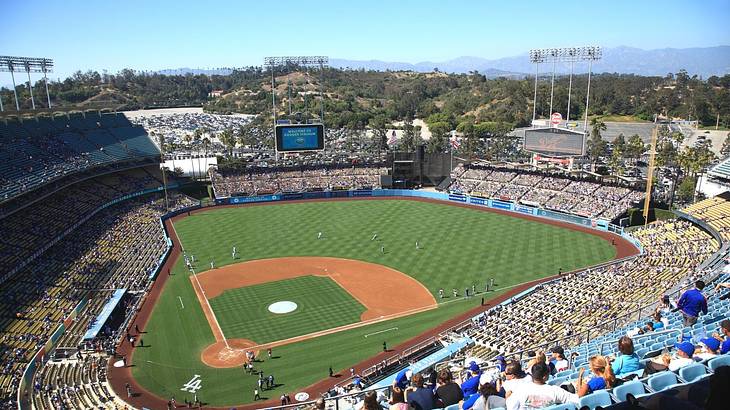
[157,46,730,78]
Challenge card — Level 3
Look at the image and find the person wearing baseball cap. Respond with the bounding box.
[696,337,721,361]
[461,362,482,396]
[665,342,695,371]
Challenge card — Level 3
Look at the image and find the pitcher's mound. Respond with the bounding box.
[201,339,257,368]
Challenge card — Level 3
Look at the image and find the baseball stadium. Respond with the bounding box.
[2,7,730,409]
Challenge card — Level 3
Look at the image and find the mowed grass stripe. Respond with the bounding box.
[208,275,365,343]
[133,199,618,406]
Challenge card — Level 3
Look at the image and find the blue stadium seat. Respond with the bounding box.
[579,390,612,410]
[541,404,577,410]
[679,363,710,383]
[444,404,460,410]
[635,347,649,359]
[548,376,568,386]
[708,355,730,371]
[613,380,649,402]
[647,371,681,392]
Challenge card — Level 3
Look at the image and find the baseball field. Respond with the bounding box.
[125,198,623,407]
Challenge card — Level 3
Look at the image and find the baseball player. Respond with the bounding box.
[232,246,237,259]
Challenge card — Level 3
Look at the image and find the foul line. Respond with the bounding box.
[170,217,230,349]
[364,327,398,338]
[178,296,184,309]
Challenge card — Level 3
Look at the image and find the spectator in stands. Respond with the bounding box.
[394,368,412,390]
[388,387,408,410]
[647,341,695,374]
[405,373,435,410]
[611,336,641,378]
[525,350,546,375]
[576,356,616,397]
[361,391,381,410]
[652,311,668,330]
[676,280,708,326]
[434,369,462,407]
[470,382,506,410]
[549,346,569,374]
[496,360,532,399]
[695,337,721,361]
[711,319,730,354]
[461,362,482,396]
[505,362,579,410]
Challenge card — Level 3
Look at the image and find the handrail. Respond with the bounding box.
[597,328,681,356]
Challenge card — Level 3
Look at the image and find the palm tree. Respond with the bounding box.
[193,128,204,180]
[202,136,211,178]
[183,133,195,179]
[588,117,608,172]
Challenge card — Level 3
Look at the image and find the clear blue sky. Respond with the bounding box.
[2,0,729,80]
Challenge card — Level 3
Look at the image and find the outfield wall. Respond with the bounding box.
[215,189,640,252]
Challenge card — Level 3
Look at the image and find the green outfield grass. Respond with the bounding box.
[132,199,617,406]
[210,275,365,343]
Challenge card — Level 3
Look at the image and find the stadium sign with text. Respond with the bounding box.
[275,123,325,152]
[551,112,563,126]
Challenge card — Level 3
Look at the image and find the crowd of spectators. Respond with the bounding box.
[448,164,644,220]
[467,219,718,359]
[0,113,159,201]
[0,171,195,408]
[210,165,388,197]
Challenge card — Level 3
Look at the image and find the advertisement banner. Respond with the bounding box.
[490,200,512,210]
[469,197,486,206]
[448,193,467,203]
[515,205,536,215]
[351,189,374,197]
[229,195,279,204]
[281,193,305,200]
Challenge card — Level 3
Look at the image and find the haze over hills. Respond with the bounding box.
[330,46,730,78]
[158,46,730,79]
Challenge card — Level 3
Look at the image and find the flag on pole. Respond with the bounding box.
[387,130,398,146]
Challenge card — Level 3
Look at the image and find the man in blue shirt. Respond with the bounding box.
[676,280,707,326]
[461,362,481,396]
[712,319,730,354]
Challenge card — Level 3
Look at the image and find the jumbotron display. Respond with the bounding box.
[275,124,325,152]
[523,127,586,157]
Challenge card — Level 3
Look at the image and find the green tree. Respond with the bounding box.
[401,120,416,152]
[677,176,696,203]
[427,122,450,153]
[625,134,645,160]
[721,133,730,157]
[219,128,236,156]
[587,117,608,171]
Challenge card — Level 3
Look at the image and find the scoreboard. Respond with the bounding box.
[523,127,586,157]
[275,124,325,152]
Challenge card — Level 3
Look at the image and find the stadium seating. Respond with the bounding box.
[683,193,730,241]
[446,164,644,220]
[0,112,160,202]
[0,172,195,408]
[210,165,388,197]
[578,390,612,409]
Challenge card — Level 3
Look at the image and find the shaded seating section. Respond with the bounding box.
[0,167,165,275]
[447,164,644,220]
[0,112,160,201]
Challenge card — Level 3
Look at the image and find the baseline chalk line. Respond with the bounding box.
[364,327,398,338]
